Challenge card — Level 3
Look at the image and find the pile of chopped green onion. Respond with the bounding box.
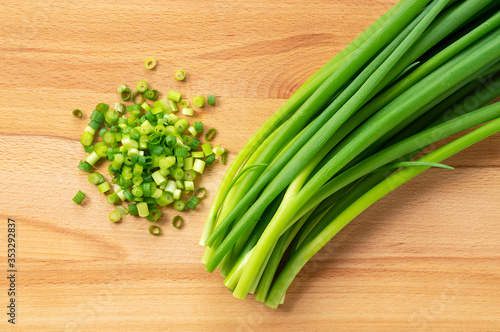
[74,68,227,235]
[200,0,500,308]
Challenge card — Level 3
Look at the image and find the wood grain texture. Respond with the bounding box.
[0,0,499,331]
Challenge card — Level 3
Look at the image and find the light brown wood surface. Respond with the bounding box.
[1,0,499,331]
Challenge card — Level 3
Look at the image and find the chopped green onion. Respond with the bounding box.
[78,160,93,173]
[207,94,215,105]
[157,191,174,206]
[187,126,198,136]
[194,187,207,199]
[109,210,121,222]
[175,119,189,133]
[167,90,182,102]
[184,181,194,192]
[193,159,206,174]
[173,189,182,200]
[192,151,204,158]
[221,149,228,164]
[84,145,94,153]
[136,81,149,93]
[174,147,189,158]
[205,128,216,141]
[137,202,149,217]
[182,108,194,116]
[173,200,185,211]
[97,182,111,194]
[107,193,120,205]
[192,96,205,108]
[186,196,200,210]
[194,121,203,131]
[132,91,144,105]
[115,102,125,115]
[175,69,186,81]
[205,155,215,165]
[149,225,162,235]
[88,172,105,185]
[184,170,197,181]
[72,109,82,118]
[172,215,183,228]
[201,143,212,156]
[85,152,101,166]
[128,203,138,216]
[168,99,178,112]
[179,99,189,108]
[120,88,131,101]
[144,58,157,70]
[72,190,86,204]
[147,209,161,222]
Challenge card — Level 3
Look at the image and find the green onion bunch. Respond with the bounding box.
[76,75,226,233]
[200,0,500,308]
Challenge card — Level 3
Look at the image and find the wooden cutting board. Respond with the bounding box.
[1,0,499,330]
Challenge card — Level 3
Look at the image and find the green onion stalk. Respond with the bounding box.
[200,0,500,308]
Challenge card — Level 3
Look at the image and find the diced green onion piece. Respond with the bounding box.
[136,81,149,93]
[179,99,189,108]
[172,215,183,228]
[192,96,205,108]
[182,108,194,116]
[115,102,125,114]
[120,88,131,101]
[186,196,200,210]
[188,126,198,136]
[85,152,101,166]
[221,149,228,164]
[159,156,176,169]
[192,151,204,158]
[184,181,195,192]
[147,208,161,222]
[131,186,143,197]
[184,170,197,181]
[115,206,128,217]
[78,160,93,173]
[88,172,105,185]
[212,145,225,158]
[157,191,174,206]
[167,113,179,124]
[144,58,156,70]
[168,99,178,112]
[132,91,143,105]
[152,170,167,186]
[84,145,94,153]
[184,157,194,171]
[109,210,122,222]
[174,147,189,157]
[201,143,212,156]
[175,180,184,189]
[128,203,138,216]
[72,109,82,118]
[167,90,182,102]
[173,200,185,212]
[175,119,189,133]
[96,103,109,113]
[137,202,149,217]
[149,225,161,235]
[193,159,206,174]
[194,187,207,199]
[173,168,185,181]
[194,121,203,131]
[152,188,163,199]
[207,94,215,105]
[141,102,151,112]
[96,182,110,194]
[107,193,120,205]
[205,155,215,165]
[205,128,216,141]
[175,69,186,81]
[173,189,182,200]
[117,84,127,93]
[165,180,177,194]
[72,190,86,204]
